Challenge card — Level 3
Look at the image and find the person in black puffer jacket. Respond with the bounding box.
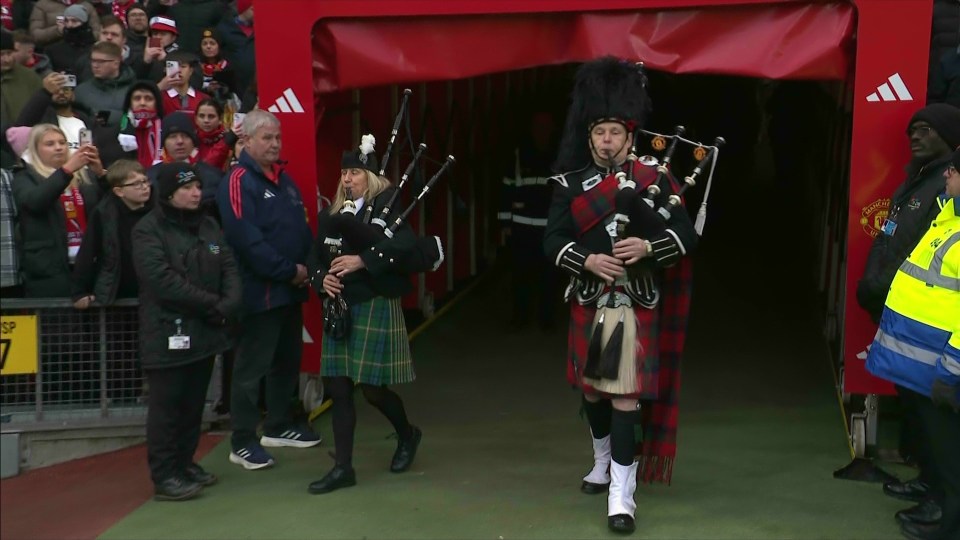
[856,104,960,322]
[132,161,241,502]
[927,0,960,104]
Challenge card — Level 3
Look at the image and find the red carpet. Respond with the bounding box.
[0,434,222,540]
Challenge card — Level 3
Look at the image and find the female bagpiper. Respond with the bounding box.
[306,136,422,494]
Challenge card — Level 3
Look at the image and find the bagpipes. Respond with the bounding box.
[581,125,724,385]
[316,89,457,339]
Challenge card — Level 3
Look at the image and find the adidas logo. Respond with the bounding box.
[865,73,913,102]
[263,190,276,199]
[266,88,305,114]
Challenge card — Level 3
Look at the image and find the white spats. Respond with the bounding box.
[608,461,639,517]
[583,435,612,485]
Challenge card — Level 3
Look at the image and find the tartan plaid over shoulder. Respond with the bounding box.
[552,161,693,485]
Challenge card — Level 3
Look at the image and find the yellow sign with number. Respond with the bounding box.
[1,315,39,376]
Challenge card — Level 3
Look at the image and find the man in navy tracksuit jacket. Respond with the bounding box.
[217,110,320,470]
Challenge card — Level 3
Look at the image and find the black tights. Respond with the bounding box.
[324,376,413,468]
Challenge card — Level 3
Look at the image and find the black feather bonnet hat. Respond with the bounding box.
[554,57,651,172]
[341,133,379,174]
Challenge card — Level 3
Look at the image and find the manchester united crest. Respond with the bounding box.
[860,198,890,238]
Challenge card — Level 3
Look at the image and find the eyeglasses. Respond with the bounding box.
[907,126,934,138]
[120,179,150,188]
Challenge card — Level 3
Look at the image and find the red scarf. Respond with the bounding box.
[130,110,162,167]
[111,0,135,24]
[61,186,87,259]
[201,59,228,78]
[197,125,224,147]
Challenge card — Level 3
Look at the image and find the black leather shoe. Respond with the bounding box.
[185,463,218,487]
[895,499,942,526]
[390,426,422,473]
[899,521,940,540]
[154,477,203,501]
[608,514,635,534]
[308,465,356,494]
[884,478,931,503]
[581,480,610,494]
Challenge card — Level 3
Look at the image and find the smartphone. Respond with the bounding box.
[232,112,246,129]
[78,128,93,147]
[149,36,162,49]
[56,15,65,23]
[165,60,180,79]
[62,74,77,88]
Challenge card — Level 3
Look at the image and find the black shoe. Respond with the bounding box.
[896,499,942,526]
[884,478,932,503]
[185,463,218,487]
[608,514,635,534]
[580,480,610,494]
[154,477,203,501]
[308,465,357,494]
[899,521,941,540]
[390,426,422,473]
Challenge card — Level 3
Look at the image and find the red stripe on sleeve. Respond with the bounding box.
[229,168,245,218]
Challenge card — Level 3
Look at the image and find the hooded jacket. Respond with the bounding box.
[74,65,137,128]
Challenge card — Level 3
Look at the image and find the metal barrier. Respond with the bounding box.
[1,298,146,429]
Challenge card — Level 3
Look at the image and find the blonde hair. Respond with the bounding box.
[328,170,390,214]
[25,124,90,186]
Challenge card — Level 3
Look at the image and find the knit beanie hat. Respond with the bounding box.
[5,126,31,158]
[236,0,253,15]
[157,162,200,200]
[161,112,199,147]
[63,5,89,24]
[909,103,960,150]
[0,31,12,52]
[953,148,960,171]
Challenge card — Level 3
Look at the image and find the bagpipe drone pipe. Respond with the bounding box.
[582,126,724,384]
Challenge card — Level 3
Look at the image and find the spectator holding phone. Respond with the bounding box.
[74,42,137,129]
[16,71,94,151]
[45,4,95,74]
[11,123,104,297]
[28,0,100,47]
[217,0,254,97]
[136,16,178,82]
[159,51,208,116]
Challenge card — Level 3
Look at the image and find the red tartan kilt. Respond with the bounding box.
[566,301,660,400]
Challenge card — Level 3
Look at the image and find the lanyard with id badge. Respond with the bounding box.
[881,203,900,237]
[169,318,191,350]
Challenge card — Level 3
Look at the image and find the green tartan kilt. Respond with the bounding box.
[321,296,415,386]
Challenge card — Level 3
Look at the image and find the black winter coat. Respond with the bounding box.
[11,165,102,297]
[71,194,152,304]
[308,187,415,305]
[856,155,952,322]
[132,203,241,369]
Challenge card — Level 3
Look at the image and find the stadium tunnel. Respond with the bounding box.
[301,4,857,407]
